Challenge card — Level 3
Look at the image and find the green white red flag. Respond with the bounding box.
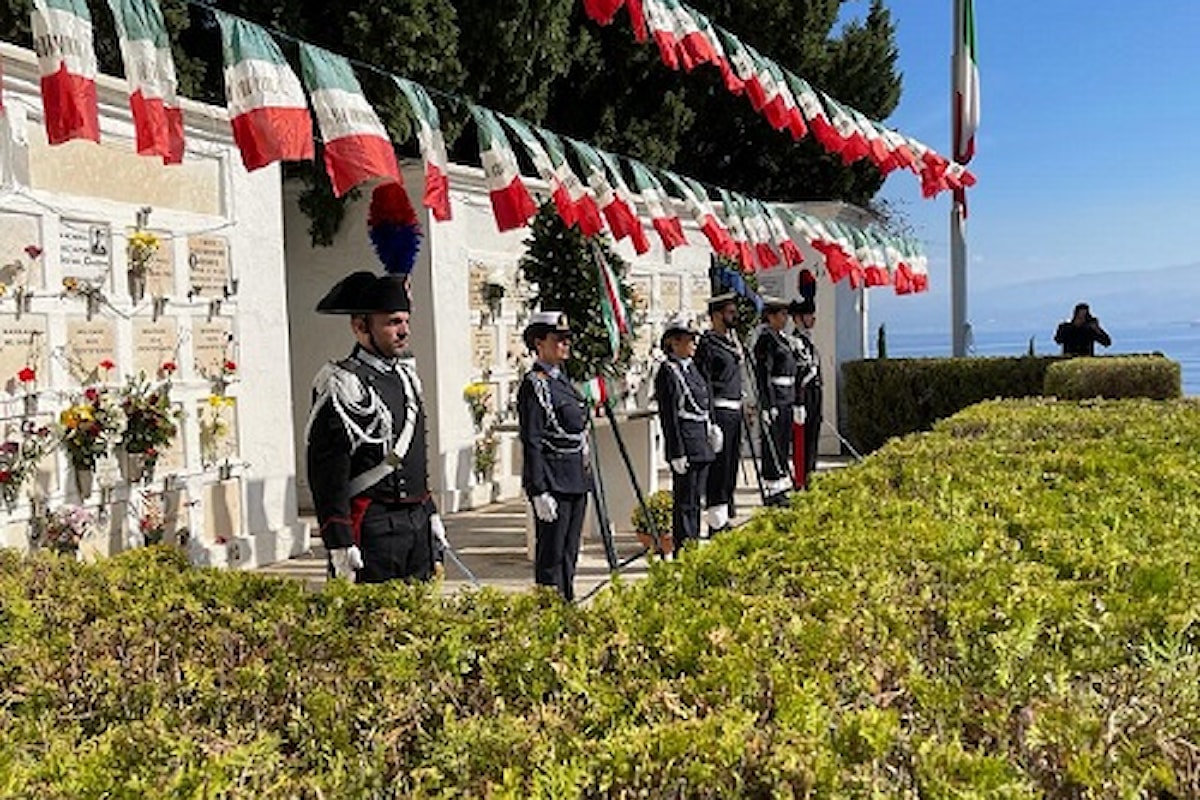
[582,0,625,26]
[761,202,803,266]
[629,160,686,251]
[394,77,451,221]
[592,241,630,357]
[538,129,603,236]
[215,13,312,172]
[30,0,99,145]
[299,44,399,197]
[953,0,980,165]
[470,105,537,232]
[106,0,183,163]
[660,170,734,258]
[595,149,650,254]
[500,113,575,228]
[569,140,645,252]
[579,374,610,406]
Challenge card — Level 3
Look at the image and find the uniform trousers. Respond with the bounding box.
[761,405,792,483]
[355,501,433,583]
[672,462,711,550]
[534,492,586,602]
[705,407,743,513]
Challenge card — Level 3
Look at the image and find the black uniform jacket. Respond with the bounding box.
[791,330,822,403]
[307,346,432,549]
[655,356,716,464]
[754,327,798,407]
[517,363,590,497]
[696,329,744,402]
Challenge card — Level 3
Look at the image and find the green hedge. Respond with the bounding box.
[3,399,1200,796]
[1044,355,1182,400]
[842,356,1057,453]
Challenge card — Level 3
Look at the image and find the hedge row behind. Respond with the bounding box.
[1044,355,1182,400]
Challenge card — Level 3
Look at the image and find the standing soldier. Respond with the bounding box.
[655,316,716,551]
[695,293,743,534]
[517,311,589,601]
[788,297,822,489]
[306,271,447,584]
[753,296,796,506]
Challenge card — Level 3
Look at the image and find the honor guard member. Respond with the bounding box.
[306,271,447,583]
[695,293,744,533]
[517,312,590,601]
[656,315,718,550]
[788,298,822,489]
[753,295,797,505]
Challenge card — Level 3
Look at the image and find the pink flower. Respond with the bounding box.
[17,367,35,384]
[84,387,99,403]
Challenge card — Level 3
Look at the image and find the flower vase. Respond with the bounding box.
[22,393,37,416]
[74,467,94,499]
[127,269,146,303]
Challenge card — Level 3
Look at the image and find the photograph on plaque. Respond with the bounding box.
[133,320,180,377]
[65,319,117,382]
[0,317,48,393]
[0,212,44,292]
[187,235,230,297]
[61,219,113,284]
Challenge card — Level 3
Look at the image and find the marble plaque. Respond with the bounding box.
[187,235,230,296]
[193,319,234,378]
[0,212,44,290]
[659,275,682,313]
[156,404,186,472]
[630,275,652,312]
[756,272,787,301]
[472,327,498,371]
[202,478,243,542]
[505,327,525,363]
[468,261,489,312]
[65,319,117,381]
[690,275,710,312]
[0,317,48,391]
[132,320,180,377]
[127,228,175,297]
[61,219,112,284]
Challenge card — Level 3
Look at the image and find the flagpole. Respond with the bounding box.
[950,0,969,357]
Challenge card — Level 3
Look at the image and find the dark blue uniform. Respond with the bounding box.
[696,329,744,527]
[517,362,589,600]
[754,327,797,497]
[791,330,822,488]
[655,356,716,549]
[307,345,436,583]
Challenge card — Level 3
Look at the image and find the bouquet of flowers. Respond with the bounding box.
[201,358,238,396]
[36,504,95,553]
[199,394,234,468]
[126,229,160,279]
[462,382,491,432]
[0,420,55,510]
[119,373,180,467]
[59,386,122,472]
[139,496,166,546]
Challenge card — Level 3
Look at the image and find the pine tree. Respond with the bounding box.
[518,203,634,383]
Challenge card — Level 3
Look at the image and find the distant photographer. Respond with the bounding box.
[1054,302,1112,356]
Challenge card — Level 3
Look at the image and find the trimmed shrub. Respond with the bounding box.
[3,399,1200,796]
[842,356,1058,453]
[1044,355,1182,400]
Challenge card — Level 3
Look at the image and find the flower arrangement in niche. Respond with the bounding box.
[462,382,492,432]
[199,394,235,469]
[59,386,122,473]
[0,420,55,511]
[139,495,166,546]
[126,207,159,303]
[118,372,180,481]
[33,504,95,555]
[472,431,499,483]
[201,358,238,396]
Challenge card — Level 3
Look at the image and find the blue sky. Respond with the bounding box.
[843,1,1200,329]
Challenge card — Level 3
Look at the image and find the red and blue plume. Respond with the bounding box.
[368,181,422,275]
[797,268,817,300]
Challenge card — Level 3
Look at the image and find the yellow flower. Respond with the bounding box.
[128,230,160,250]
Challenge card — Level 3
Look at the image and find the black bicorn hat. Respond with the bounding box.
[316,271,411,315]
[788,297,816,316]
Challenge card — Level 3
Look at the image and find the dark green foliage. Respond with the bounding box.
[518,203,634,383]
[4,399,1200,795]
[1044,355,1182,401]
[843,355,1062,453]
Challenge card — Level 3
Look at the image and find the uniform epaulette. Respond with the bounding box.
[312,361,366,406]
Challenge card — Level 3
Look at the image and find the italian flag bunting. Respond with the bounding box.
[595,149,650,254]
[582,0,625,26]
[569,140,645,252]
[953,0,980,165]
[538,129,603,236]
[30,0,100,145]
[660,170,734,258]
[641,0,681,71]
[299,44,399,198]
[470,105,537,232]
[394,77,451,221]
[718,189,755,270]
[215,13,313,172]
[500,113,575,227]
[106,0,184,163]
[762,202,803,267]
[592,241,630,357]
[629,160,686,251]
[785,71,839,151]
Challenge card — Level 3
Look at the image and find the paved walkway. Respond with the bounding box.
[256,457,851,599]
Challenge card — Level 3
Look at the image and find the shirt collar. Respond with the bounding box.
[352,344,397,374]
[535,360,562,380]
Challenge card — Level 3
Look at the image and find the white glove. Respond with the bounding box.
[429,513,449,550]
[329,545,363,580]
[766,407,779,423]
[532,493,558,523]
[670,456,689,475]
[792,406,807,425]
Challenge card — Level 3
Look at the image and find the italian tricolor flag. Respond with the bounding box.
[539,129,603,236]
[596,148,650,255]
[661,171,735,259]
[470,105,537,232]
[629,160,686,251]
[300,44,399,198]
[953,0,980,165]
[394,77,451,221]
[500,113,575,228]
[30,0,99,146]
[579,374,610,406]
[106,0,183,163]
[592,241,630,357]
[582,0,625,26]
[216,13,312,172]
[570,140,644,252]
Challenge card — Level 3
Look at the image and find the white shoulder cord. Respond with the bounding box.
[666,362,711,423]
[304,363,393,453]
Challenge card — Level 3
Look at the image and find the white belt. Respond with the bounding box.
[713,398,742,410]
[770,376,795,387]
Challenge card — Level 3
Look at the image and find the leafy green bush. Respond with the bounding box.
[1044,355,1182,400]
[3,399,1200,796]
[842,356,1058,453]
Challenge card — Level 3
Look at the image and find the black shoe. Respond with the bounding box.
[765,491,791,507]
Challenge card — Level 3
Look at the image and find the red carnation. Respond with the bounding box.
[23,244,42,259]
[223,360,237,373]
[99,359,115,372]
[0,470,11,483]
[17,367,35,384]
[84,387,99,402]
[160,361,177,374]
